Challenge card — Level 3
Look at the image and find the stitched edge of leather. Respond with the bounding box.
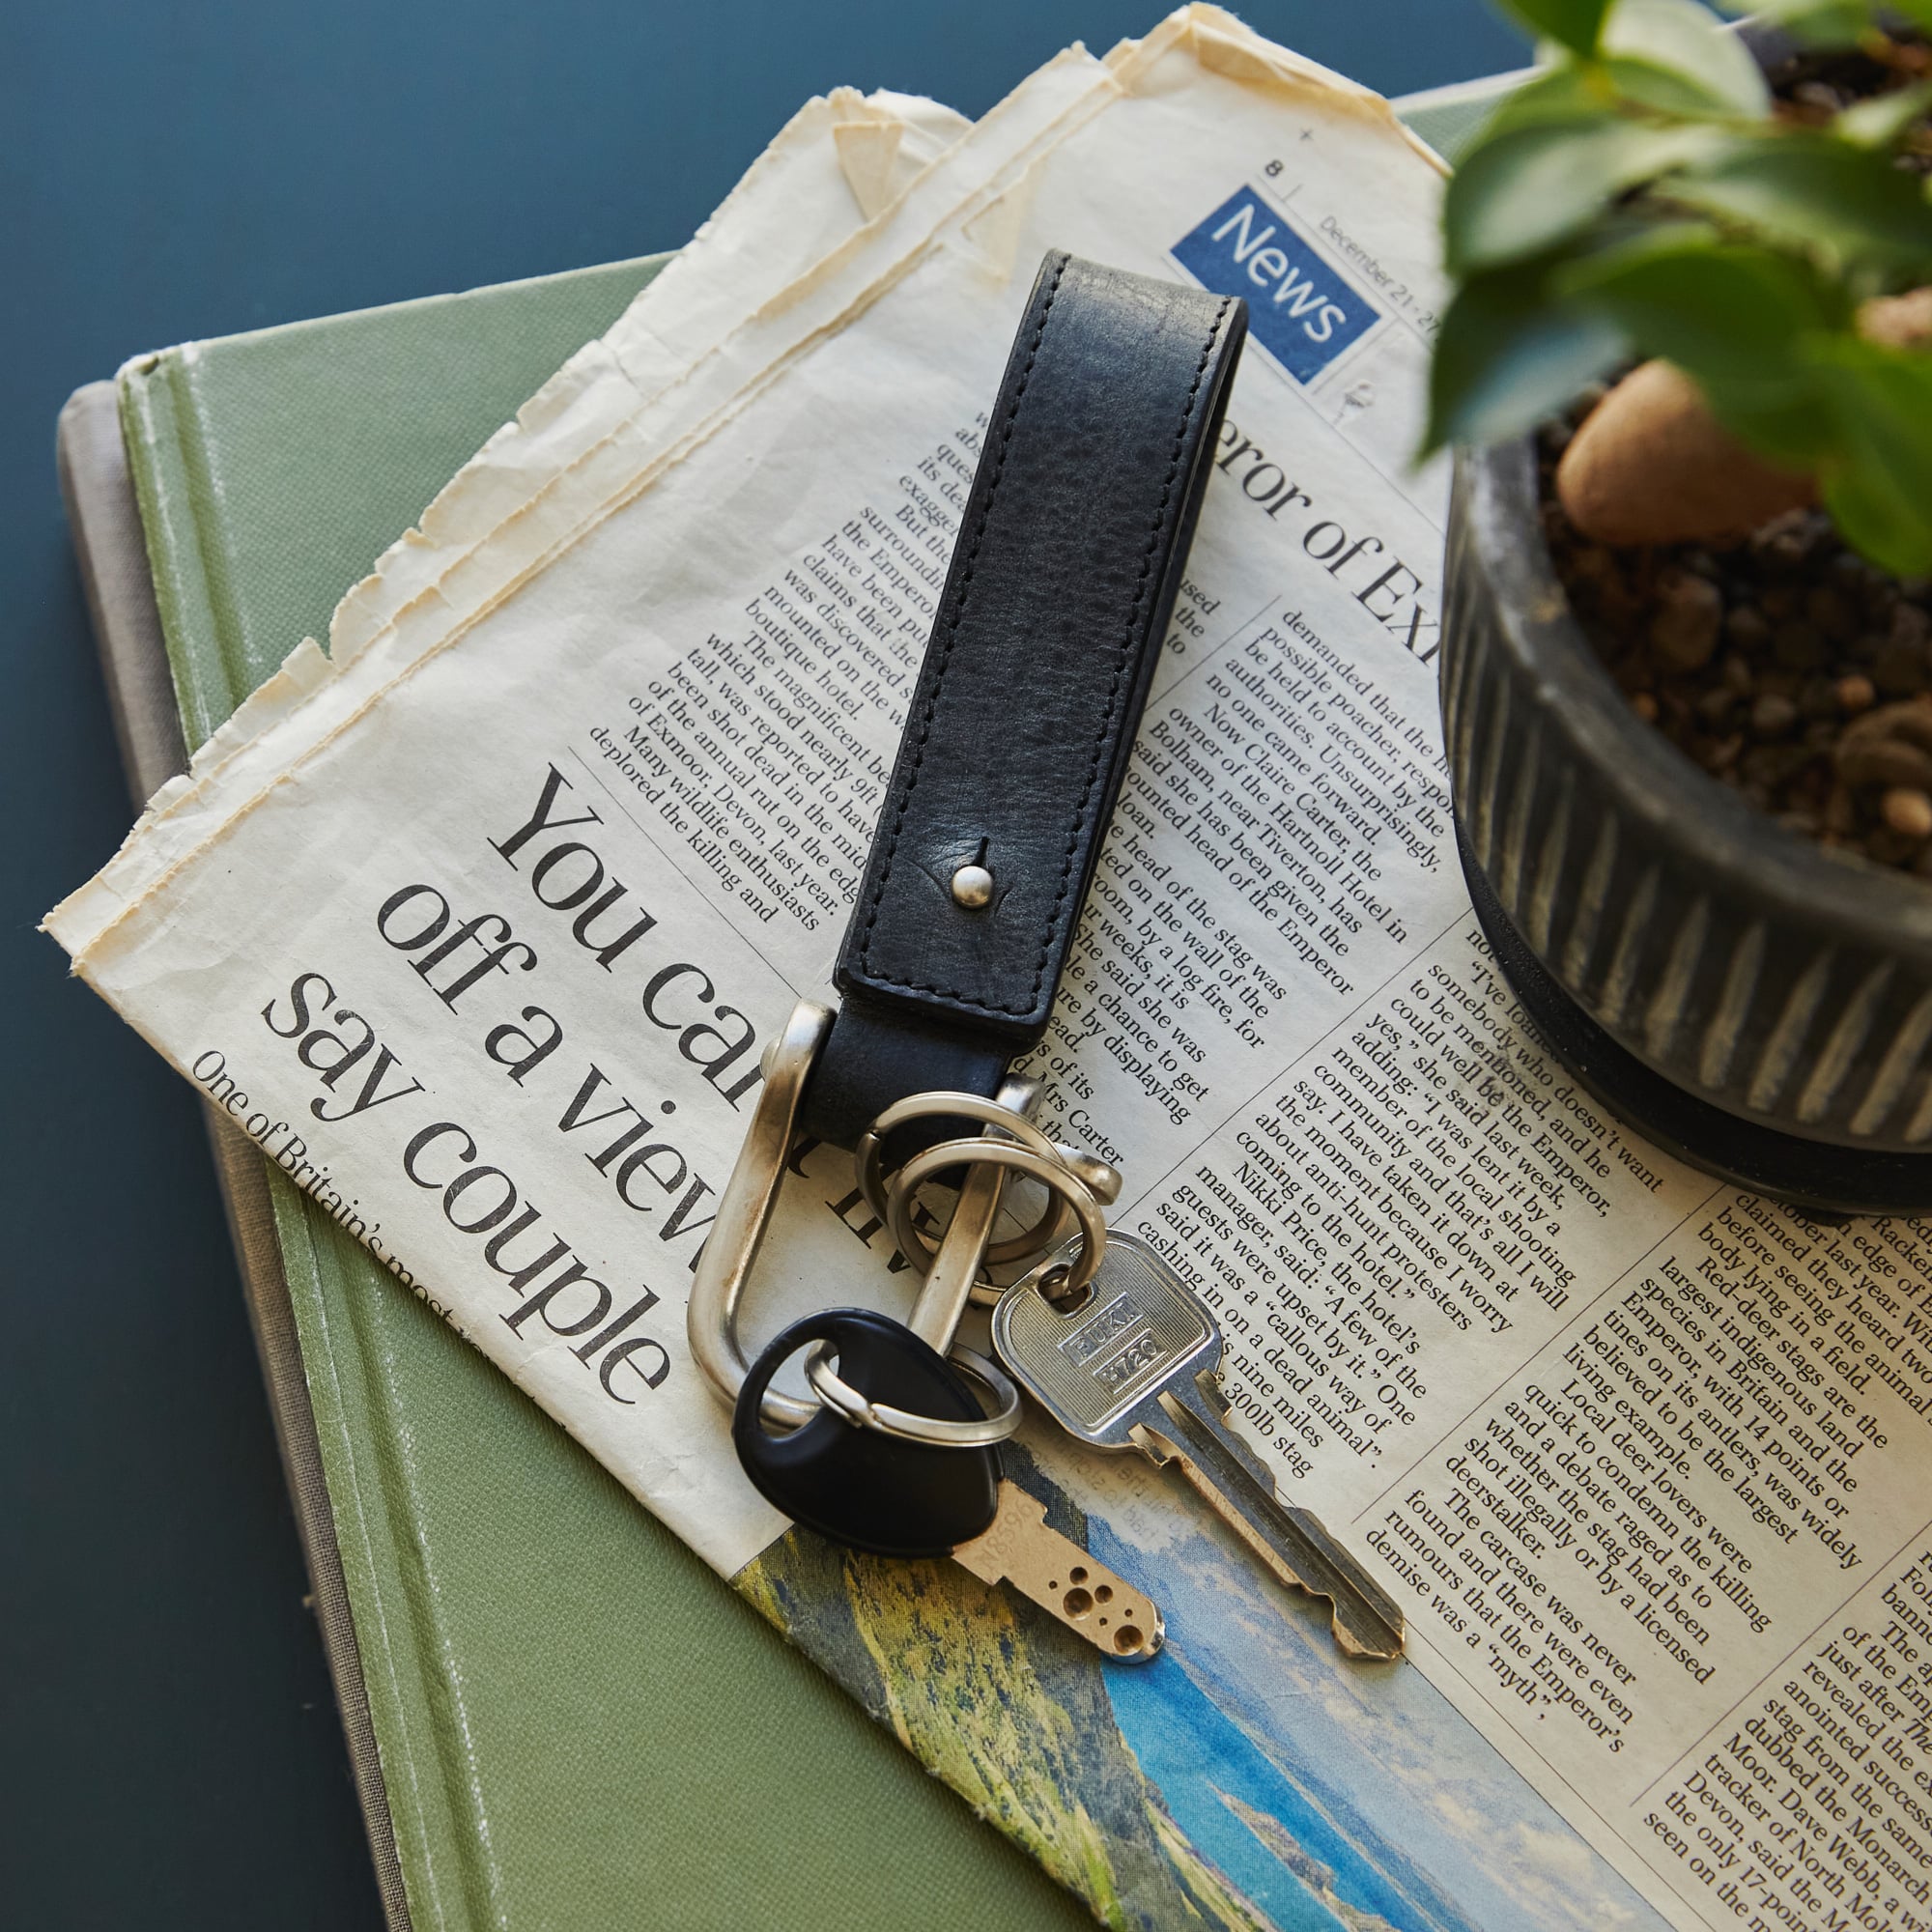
[1018,291,1234,1018]
[852,251,1069,997]
[855,266,1236,1024]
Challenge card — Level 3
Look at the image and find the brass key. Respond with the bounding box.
[792,1346,1163,1662]
[952,1481,1164,1662]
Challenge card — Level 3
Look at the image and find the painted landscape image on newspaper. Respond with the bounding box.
[742,1434,1658,1932]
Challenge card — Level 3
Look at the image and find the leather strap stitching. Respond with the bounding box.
[1020,292,1234,1019]
[856,269,1235,1021]
[852,252,1069,989]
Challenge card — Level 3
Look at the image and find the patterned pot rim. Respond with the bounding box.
[1460,440,1932,973]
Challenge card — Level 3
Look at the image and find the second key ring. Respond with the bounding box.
[855,1091,1068,1269]
[887,1138,1110,1304]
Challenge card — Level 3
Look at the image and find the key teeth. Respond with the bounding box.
[1141,1406,1410,1662]
[1250,1548,1404,1662]
[1247,1537,1405,1661]
[1283,1508,1408,1662]
[1330,1603,1406,1662]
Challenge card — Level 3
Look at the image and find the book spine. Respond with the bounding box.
[262,1174,497,1932]
[118,351,252,754]
[115,353,473,1928]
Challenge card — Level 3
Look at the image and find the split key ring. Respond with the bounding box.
[802,1338,1022,1447]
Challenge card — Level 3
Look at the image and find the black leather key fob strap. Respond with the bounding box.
[801,249,1247,1149]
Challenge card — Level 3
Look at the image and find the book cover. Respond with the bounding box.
[102,256,1089,1932]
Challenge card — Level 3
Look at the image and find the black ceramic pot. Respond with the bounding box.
[1441,442,1932,1217]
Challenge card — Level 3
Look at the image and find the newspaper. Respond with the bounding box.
[49,11,1932,1931]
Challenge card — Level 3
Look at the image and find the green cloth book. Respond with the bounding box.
[73,257,1092,1932]
[64,83,1509,1932]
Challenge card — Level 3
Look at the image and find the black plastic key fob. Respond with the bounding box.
[731,1310,1000,1557]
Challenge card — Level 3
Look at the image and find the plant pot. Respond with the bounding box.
[1441,441,1932,1216]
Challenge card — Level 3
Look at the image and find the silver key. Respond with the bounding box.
[992,1232,1406,1661]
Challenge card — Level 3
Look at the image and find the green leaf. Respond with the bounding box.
[1599,55,1745,114]
[1807,338,1932,575]
[1424,259,1629,451]
[1444,118,1726,272]
[1498,0,1614,55]
[1559,227,1846,352]
[1723,0,1880,41]
[1479,62,1618,135]
[1559,229,1845,460]
[1834,80,1932,150]
[1663,132,1932,274]
[1599,0,1772,114]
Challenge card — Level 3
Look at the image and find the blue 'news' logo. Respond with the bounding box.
[1173,188,1378,384]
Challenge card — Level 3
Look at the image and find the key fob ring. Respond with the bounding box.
[732,1308,1003,1556]
[685,1002,1076,1436]
[804,1338,1022,1446]
[688,1001,834,1431]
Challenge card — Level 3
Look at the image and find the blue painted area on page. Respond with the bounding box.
[1173,187,1378,384]
[1088,1513,1668,1932]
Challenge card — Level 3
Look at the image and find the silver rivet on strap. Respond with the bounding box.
[950,861,994,908]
